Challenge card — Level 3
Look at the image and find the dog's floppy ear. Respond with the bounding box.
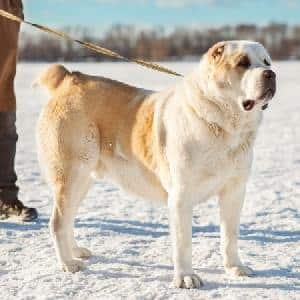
[209,42,225,63]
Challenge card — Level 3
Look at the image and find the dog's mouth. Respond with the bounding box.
[242,100,256,111]
[242,88,276,112]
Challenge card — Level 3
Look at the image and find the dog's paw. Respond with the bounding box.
[62,260,85,273]
[172,273,203,289]
[72,247,92,259]
[225,265,254,277]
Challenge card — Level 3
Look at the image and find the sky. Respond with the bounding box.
[22,0,300,30]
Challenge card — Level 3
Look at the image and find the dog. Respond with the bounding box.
[36,40,276,289]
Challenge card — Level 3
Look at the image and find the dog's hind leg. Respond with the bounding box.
[69,175,93,260]
[49,163,93,273]
[37,109,100,271]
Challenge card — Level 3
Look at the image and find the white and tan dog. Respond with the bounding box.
[36,41,276,289]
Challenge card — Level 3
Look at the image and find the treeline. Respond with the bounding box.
[19,23,300,61]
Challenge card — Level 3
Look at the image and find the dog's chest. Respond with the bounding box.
[189,130,255,202]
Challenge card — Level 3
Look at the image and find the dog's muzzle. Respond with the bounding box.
[243,70,276,111]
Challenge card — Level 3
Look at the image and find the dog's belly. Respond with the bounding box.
[94,155,168,203]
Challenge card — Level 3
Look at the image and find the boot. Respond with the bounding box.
[0,111,38,221]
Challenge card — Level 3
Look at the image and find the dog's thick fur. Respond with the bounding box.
[37,41,276,289]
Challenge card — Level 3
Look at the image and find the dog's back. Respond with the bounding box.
[37,65,167,203]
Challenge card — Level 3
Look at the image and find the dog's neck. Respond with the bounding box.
[182,68,262,136]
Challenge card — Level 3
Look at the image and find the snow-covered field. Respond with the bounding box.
[0,61,299,300]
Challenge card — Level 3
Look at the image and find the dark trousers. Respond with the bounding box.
[0,0,23,204]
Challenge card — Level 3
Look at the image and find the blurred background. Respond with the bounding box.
[20,0,300,62]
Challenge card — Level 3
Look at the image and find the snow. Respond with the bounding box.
[0,61,299,299]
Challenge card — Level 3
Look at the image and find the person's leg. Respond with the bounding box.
[0,0,37,221]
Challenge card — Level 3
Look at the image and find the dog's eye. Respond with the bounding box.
[237,56,251,68]
[264,59,271,66]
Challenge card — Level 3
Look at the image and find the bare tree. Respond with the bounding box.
[19,23,300,61]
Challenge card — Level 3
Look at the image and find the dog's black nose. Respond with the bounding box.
[263,70,276,80]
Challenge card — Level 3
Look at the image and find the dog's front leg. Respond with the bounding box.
[219,179,254,277]
[168,191,202,289]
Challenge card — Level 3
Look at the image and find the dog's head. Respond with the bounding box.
[199,40,276,111]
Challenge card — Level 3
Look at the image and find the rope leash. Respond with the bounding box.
[0,9,183,77]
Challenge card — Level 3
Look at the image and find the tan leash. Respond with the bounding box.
[0,9,183,77]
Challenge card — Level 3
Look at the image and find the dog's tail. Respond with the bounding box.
[33,64,70,94]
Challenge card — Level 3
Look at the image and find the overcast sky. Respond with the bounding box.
[22,0,300,30]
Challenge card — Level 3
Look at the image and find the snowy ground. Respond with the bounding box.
[0,61,299,300]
